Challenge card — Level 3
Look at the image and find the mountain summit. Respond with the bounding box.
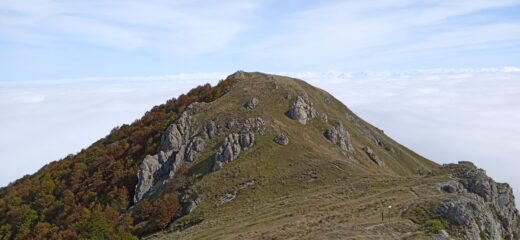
[1,72,518,239]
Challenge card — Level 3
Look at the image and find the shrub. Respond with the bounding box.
[425,219,443,234]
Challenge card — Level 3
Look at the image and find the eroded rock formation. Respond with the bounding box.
[363,146,384,166]
[212,117,265,171]
[212,131,255,171]
[287,95,318,124]
[434,162,520,240]
[245,97,259,110]
[134,104,210,202]
[325,123,354,154]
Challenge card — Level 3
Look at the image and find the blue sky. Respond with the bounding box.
[1,0,520,81]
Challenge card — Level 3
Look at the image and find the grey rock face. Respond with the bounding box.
[287,95,318,124]
[212,131,255,171]
[203,121,217,139]
[226,118,237,129]
[274,134,289,145]
[134,155,163,202]
[134,104,212,203]
[212,118,264,171]
[434,162,520,240]
[363,146,384,166]
[325,123,354,153]
[245,97,259,110]
[242,117,265,132]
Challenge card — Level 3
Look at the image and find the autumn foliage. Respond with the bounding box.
[0,78,236,239]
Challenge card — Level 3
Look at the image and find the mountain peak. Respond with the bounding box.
[0,73,518,239]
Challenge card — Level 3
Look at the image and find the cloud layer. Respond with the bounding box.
[1,69,519,206]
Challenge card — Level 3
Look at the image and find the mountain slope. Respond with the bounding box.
[1,72,518,240]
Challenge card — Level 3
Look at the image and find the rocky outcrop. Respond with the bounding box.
[274,134,289,145]
[134,104,212,203]
[226,118,237,129]
[287,95,318,124]
[325,123,354,153]
[363,146,384,166]
[215,180,256,206]
[245,97,259,110]
[203,120,217,139]
[355,122,396,153]
[178,191,200,216]
[434,162,520,239]
[212,131,255,171]
[212,118,265,171]
[243,117,266,133]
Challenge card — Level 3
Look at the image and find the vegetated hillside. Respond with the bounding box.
[1,72,519,240]
[0,78,236,239]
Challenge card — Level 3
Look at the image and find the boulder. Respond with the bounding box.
[324,123,354,152]
[287,95,318,124]
[363,146,384,166]
[226,118,237,129]
[274,134,289,145]
[245,97,259,110]
[216,190,238,206]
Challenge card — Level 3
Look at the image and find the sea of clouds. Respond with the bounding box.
[1,68,519,205]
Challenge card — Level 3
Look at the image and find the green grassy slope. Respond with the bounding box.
[140,72,445,239]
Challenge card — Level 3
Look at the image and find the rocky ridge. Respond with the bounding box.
[433,162,519,240]
[134,104,204,202]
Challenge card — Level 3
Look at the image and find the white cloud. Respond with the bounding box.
[0,72,226,185]
[249,1,520,69]
[284,68,520,206]
[0,0,255,53]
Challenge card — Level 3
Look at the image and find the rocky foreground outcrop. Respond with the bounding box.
[434,162,520,240]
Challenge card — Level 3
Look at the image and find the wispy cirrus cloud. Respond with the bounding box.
[0,0,255,53]
[1,0,519,81]
[249,1,520,70]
